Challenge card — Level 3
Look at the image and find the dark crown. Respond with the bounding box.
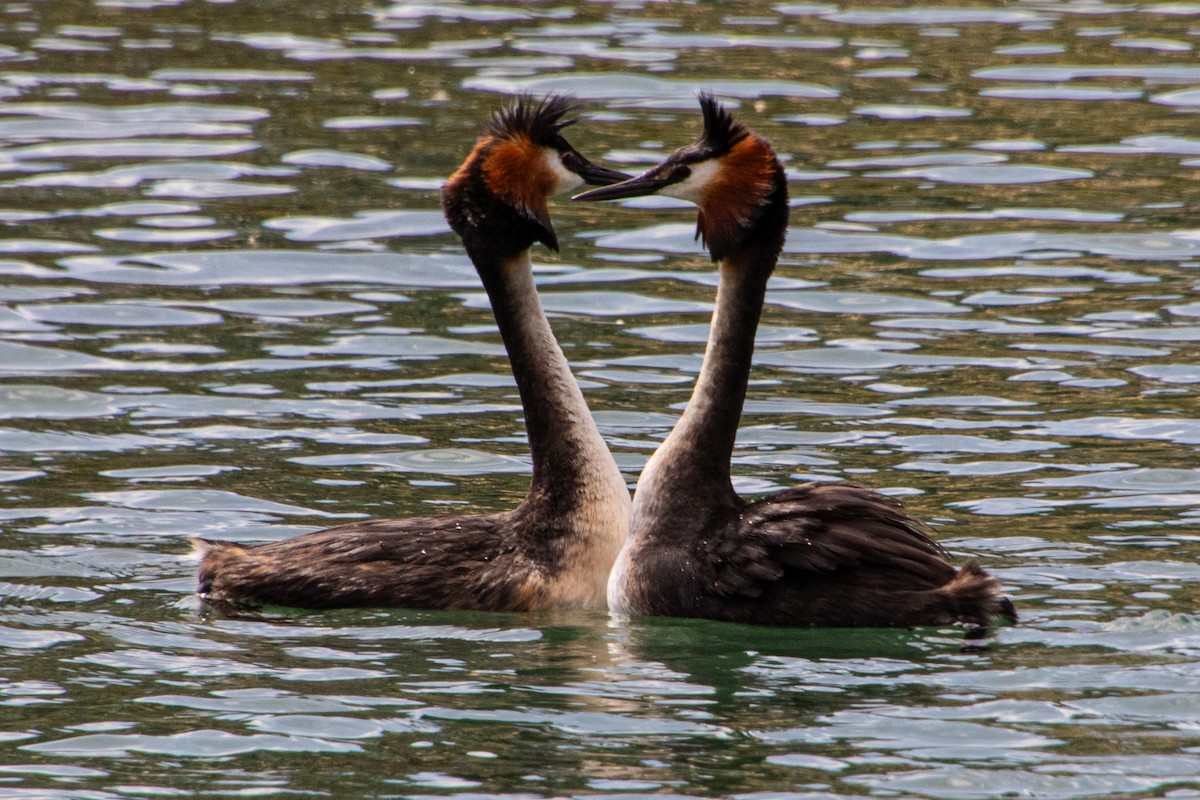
[698,93,749,156]
[486,94,581,146]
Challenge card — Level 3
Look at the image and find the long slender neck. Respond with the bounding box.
[478,249,619,510]
[631,160,788,522]
[637,251,771,505]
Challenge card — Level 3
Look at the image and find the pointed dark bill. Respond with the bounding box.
[572,167,677,201]
[568,153,631,186]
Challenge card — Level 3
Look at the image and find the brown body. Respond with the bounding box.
[579,96,1014,632]
[196,505,615,612]
[194,96,631,612]
[609,481,1004,628]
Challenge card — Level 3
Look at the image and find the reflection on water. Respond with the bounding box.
[2,1,1200,798]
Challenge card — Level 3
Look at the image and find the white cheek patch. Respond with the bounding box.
[543,147,584,195]
[661,159,719,203]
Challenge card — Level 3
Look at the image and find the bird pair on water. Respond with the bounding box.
[194,94,1016,637]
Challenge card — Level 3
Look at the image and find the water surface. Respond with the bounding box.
[2,1,1200,798]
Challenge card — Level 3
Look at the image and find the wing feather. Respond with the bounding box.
[706,482,950,599]
[194,512,547,610]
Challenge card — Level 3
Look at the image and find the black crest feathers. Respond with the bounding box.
[698,92,749,156]
[487,94,581,146]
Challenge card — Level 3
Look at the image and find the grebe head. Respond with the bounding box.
[443,95,629,254]
[574,93,785,262]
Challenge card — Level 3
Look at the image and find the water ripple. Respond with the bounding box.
[463,73,839,105]
[23,729,361,757]
[292,448,530,476]
[60,251,480,287]
[3,3,1200,799]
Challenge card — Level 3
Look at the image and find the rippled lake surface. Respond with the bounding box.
[2,1,1200,797]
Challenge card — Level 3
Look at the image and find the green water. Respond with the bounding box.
[2,1,1200,797]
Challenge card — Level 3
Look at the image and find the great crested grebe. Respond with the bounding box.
[576,95,1015,632]
[192,95,632,611]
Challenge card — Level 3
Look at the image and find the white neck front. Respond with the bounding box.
[486,250,630,606]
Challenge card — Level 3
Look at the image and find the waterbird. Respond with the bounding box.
[193,95,633,611]
[575,95,1015,633]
